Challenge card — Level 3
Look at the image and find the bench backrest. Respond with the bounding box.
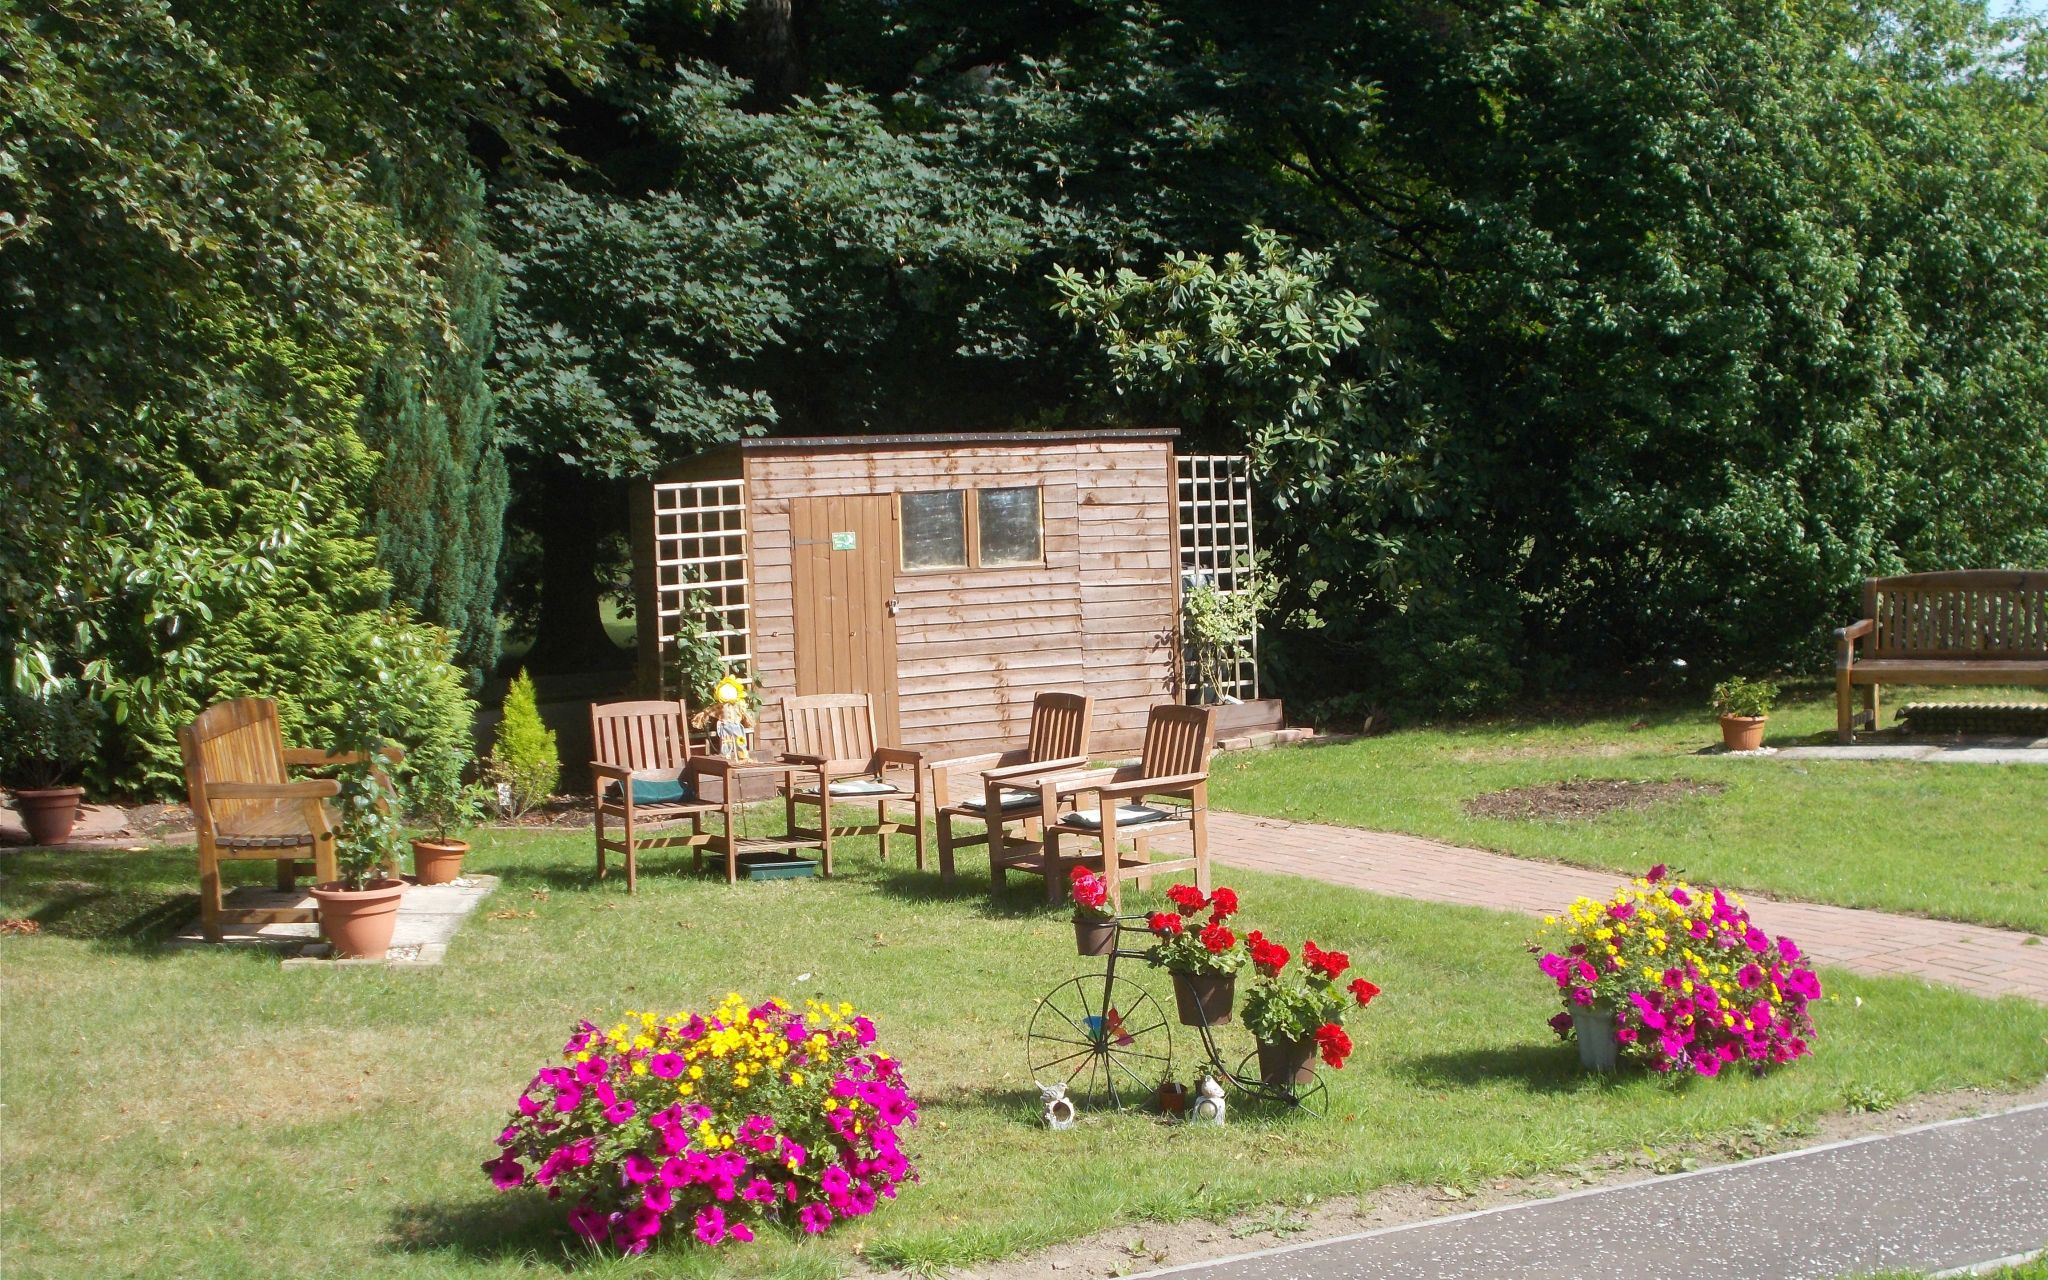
[179,697,289,840]
[1864,570,2047,659]
[592,699,694,773]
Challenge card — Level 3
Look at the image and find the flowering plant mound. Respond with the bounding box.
[1242,930,1381,1068]
[1534,866,1822,1078]
[1068,866,1112,921]
[1146,883,1245,975]
[484,994,917,1253]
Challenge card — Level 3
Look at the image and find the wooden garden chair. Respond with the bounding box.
[931,692,1094,884]
[178,697,399,944]
[1030,704,1217,908]
[778,692,929,871]
[591,699,731,893]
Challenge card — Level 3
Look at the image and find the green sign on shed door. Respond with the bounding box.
[831,531,857,551]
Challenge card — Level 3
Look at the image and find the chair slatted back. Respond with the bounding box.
[179,698,290,839]
[1865,570,2047,659]
[780,693,879,773]
[1025,692,1094,763]
[591,700,694,774]
[1138,704,1216,779]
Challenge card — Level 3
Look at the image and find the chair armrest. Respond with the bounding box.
[924,750,1013,775]
[590,762,632,783]
[207,780,341,801]
[1835,618,1873,665]
[1041,765,1143,797]
[780,753,830,766]
[873,747,925,768]
[983,754,1090,782]
[1095,771,1209,801]
[685,755,735,777]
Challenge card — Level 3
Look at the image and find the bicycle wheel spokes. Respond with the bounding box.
[1028,975,1173,1112]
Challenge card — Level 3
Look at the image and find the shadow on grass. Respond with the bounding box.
[0,847,209,953]
[1393,1042,1611,1096]
[386,1194,588,1268]
[861,862,1075,922]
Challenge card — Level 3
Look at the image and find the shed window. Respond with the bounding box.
[900,490,968,569]
[977,487,1042,565]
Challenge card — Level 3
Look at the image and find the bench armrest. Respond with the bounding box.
[590,762,633,783]
[1835,618,1873,666]
[207,780,341,801]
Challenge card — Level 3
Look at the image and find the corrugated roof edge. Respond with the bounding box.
[655,427,1179,474]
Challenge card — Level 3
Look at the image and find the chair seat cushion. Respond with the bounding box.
[217,832,316,850]
[606,774,695,805]
[1063,804,1173,830]
[802,778,900,798]
[958,788,1038,814]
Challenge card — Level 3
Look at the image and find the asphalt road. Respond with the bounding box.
[1133,1103,2048,1280]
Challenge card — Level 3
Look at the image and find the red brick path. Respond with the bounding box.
[1199,811,2048,1005]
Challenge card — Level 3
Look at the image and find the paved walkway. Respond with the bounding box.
[164,875,499,966]
[1203,812,2048,1004]
[1133,1102,2048,1280]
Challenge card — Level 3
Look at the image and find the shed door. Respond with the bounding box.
[790,495,900,741]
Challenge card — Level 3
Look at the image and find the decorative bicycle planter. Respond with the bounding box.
[1025,913,1330,1116]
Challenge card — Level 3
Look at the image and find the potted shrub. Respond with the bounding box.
[407,739,488,885]
[1711,677,1778,752]
[1534,865,1823,1077]
[1068,866,1116,955]
[311,766,410,959]
[1242,930,1381,1086]
[0,683,98,846]
[1146,884,1245,1025]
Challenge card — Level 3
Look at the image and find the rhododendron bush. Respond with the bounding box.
[485,995,917,1253]
[1534,867,1822,1078]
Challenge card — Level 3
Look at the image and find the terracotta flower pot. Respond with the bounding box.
[1157,1082,1190,1116]
[410,837,469,886]
[311,878,408,960]
[1170,971,1236,1027]
[1074,916,1116,956]
[12,786,85,846]
[1255,1035,1318,1087]
[1719,714,1767,752]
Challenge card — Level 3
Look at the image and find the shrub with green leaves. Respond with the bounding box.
[1712,678,1779,719]
[0,681,100,791]
[491,670,559,817]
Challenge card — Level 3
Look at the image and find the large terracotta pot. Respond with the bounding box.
[1171,971,1236,1027]
[12,786,85,846]
[1255,1035,1318,1087]
[1073,917,1116,956]
[1719,715,1767,752]
[311,879,408,960]
[410,837,469,886]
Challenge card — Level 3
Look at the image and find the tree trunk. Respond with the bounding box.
[519,464,630,673]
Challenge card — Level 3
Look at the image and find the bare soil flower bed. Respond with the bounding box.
[1464,779,1723,822]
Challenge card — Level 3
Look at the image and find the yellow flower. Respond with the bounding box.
[676,1083,694,1097]
[789,1072,805,1087]
[824,1099,839,1113]
[631,1060,649,1076]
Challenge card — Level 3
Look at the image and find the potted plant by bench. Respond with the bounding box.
[1,683,98,846]
[1712,677,1777,752]
[312,763,410,960]
[1242,930,1381,1085]
[407,735,487,885]
[1147,884,1246,1025]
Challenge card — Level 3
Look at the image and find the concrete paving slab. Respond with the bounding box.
[165,874,497,966]
[1132,1102,2048,1280]
[1768,742,2048,764]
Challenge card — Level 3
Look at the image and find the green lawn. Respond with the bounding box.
[1212,687,2048,934]
[4,830,2047,1279]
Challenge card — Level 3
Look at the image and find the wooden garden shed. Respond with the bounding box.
[631,431,1268,759]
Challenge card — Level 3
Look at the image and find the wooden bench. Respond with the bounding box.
[1834,570,2048,742]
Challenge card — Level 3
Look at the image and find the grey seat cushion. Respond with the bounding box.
[798,777,901,798]
[1063,804,1173,830]
[957,788,1038,814]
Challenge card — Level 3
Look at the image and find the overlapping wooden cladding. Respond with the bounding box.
[734,436,1180,757]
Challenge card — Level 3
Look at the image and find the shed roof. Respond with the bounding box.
[657,428,1178,478]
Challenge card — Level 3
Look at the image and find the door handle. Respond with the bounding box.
[886,598,900,617]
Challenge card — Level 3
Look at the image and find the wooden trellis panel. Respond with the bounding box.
[648,477,751,694]
[1177,454,1258,702]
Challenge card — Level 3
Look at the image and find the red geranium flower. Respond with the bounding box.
[1069,867,1108,912]
[1302,940,1350,981]
[1199,921,1236,954]
[1166,883,1208,917]
[1314,1022,1353,1069]
[1348,977,1380,1007]
[1148,911,1184,936]
[1206,887,1239,919]
[1246,930,1290,978]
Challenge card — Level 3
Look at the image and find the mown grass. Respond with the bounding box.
[3,828,2045,1279]
[1211,686,2048,933]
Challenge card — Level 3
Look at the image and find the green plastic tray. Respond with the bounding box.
[733,854,820,881]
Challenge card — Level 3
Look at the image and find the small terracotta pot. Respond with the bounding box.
[12,786,85,846]
[1171,971,1236,1026]
[1157,1082,1190,1116]
[1255,1036,1318,1087]
[410,838,469,886]
[1074,916,1116,956]
[1719,715,1767,752]
[311,878,408,960]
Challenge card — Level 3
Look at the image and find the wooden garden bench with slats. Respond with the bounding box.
[1834,569,2048,742]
